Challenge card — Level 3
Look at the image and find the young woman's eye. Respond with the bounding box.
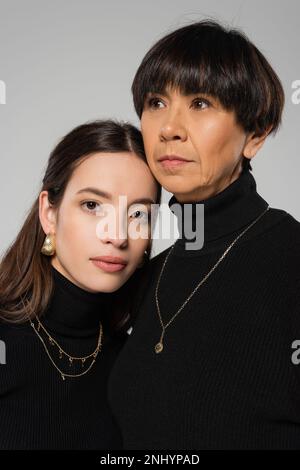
[81,201,102,213]
[191,98,210,110]
[145,97,165,109]
[129,210,149,222]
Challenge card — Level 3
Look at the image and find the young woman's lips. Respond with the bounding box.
[90,259,127,273]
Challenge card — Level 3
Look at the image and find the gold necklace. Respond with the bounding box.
[154,205,270,354]
[30,317,103,380]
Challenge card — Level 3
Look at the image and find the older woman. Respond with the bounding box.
[108,20,300,449]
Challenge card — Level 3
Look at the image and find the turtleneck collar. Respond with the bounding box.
[168,167,269,254]
[42,265,111,337]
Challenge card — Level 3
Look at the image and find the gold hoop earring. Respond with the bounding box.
[41,233,56,256]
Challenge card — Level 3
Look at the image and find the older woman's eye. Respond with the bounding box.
[191,98,210,110]
[145,97,165,109]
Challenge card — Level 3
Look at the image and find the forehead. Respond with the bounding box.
[148,85,218,98]
[66,152,157,201]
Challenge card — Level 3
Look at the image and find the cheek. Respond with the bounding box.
[141,120,156,151]
[129,237,149,263]
[198,119,228,148]
[56,207,93,252]
[193,117,243,158]
[143,136,154,158]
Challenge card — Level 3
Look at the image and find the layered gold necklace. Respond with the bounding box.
[30,316,103,381]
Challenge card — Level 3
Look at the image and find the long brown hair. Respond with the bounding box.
[0,120,161,334]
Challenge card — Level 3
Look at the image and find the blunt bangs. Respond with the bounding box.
[132,20,284,138]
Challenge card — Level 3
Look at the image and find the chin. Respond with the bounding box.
[98,280,125,293]
[156,174,182,190]
[100,271,132,292]
[163,178,200,197]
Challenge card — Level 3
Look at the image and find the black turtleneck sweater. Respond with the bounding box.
[108,168,300,450]
[0,265,126,449]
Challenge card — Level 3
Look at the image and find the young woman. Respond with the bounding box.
[0,120,161,449]
[107,20,300,449]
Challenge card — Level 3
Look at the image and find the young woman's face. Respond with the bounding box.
[39,152,158,293]
[141,87,264,202]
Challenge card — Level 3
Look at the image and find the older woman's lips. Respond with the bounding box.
[158,155,193,169]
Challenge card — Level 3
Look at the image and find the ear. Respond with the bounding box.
[243,125,273,159]
[39,191,57,235]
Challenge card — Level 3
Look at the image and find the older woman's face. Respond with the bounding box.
[141,87,259,202]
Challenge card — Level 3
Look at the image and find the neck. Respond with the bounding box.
[168,167,269,252]
[42,265,111,337]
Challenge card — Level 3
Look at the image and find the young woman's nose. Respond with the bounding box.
[98,210,128,249]
[104,235,128,249]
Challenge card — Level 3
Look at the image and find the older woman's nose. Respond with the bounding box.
[159,112,187,142]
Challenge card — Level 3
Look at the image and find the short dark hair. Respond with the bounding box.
[132,20,285,143]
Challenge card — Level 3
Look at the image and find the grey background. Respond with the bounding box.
[0,0,299,258]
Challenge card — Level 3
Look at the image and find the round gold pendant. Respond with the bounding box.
[155,342,163,354]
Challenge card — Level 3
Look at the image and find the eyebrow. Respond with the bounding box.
[147,90,215,100]
[76,187,156,205]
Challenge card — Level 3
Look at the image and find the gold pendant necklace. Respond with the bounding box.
[154,328,165,353]
[154,205,270,354]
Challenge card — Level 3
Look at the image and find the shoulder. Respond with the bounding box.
[0,319,31,338]
[0,321,34,391]
[242,207,300,258]
[249,208,300,283]
[261,210,300,305]
[266,209,300,256]
[269,207,300,233]
[278,211,300,242]
[0,320,34,359]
